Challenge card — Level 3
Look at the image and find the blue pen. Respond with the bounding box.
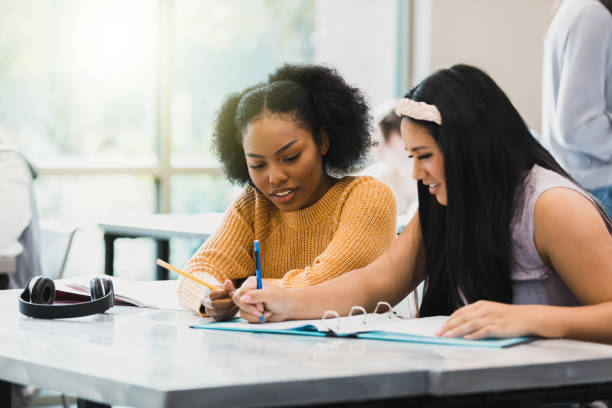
[254,240,264,323]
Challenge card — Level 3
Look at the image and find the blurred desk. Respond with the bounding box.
[98,213,224,279]
[2,290,612,407]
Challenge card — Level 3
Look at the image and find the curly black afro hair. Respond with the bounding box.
[211,64,373,185]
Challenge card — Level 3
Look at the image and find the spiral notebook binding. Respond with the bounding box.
[349,306,368,323]
[373,302,393,314]
[321,310,341,330]
[320,301,403,333]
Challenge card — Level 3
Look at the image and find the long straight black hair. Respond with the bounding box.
[409,65,594,317]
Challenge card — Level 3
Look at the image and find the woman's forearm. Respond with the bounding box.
[285,217,424,320]
[531,302,612,343]
[286,252,415,320]
[287,269,378,319]
[250,215,423,323]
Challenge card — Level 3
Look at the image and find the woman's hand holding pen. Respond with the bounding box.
[233,277,288,323]
[202,279,239,321]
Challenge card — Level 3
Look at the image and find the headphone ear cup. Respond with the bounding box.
[90,277,104,300]
[23,276,36,300]
[90,277,113,300]
[102,277,114,298]
[28,276,55,304]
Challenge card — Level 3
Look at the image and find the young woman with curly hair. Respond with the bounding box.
[177,64,397,321]
[235,65,612,344]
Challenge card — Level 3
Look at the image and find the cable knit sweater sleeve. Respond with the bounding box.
[177,188,256,314]
[280,178,397,288]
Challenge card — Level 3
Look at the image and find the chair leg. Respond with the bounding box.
[76,397,110,408]
[0,274,8,289]
[0,380,11,407]
[61,393,70,408]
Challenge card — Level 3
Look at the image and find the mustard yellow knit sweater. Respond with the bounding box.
[177,176,397,314]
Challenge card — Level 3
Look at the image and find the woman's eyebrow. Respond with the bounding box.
[245,152,263,158]
[245,140,299,158]
[274,140,298,155]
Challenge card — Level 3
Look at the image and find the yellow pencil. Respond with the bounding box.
[155,259,219,290]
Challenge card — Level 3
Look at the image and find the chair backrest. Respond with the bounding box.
[39,221,78,279]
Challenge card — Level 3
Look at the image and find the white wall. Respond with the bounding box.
[411,0,557,132]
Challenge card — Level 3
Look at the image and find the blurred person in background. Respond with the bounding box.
[0,135,40,407]
[0,136,40,291]
[541,0,612,217]
[360,101,419,229]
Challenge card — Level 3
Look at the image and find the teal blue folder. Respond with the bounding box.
[191,319,530,348]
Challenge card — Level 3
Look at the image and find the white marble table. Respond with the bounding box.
[2,290,612,407]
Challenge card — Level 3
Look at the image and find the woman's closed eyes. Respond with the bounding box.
[407,152,433,160]
[283,153,301,163]
[249,152,302,169]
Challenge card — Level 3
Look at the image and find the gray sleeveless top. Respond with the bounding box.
[511,165,612,305]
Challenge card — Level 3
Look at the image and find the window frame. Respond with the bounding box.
[37,0,222,215]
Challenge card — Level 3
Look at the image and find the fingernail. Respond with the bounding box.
[240,295,252,303]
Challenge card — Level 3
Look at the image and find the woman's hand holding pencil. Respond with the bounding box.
[200,279,239,321]
[156,259,238,321]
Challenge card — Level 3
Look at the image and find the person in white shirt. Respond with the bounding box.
[0,137,40,290]
[0,137,41,407]
[541,0,612,217]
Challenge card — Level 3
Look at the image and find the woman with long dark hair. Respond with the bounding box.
[234,65,612,343]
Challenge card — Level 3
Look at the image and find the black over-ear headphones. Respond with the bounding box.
[19,275,114,319]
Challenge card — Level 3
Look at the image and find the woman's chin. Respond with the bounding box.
[435,195,448,206]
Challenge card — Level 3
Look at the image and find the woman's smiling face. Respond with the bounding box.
[242,111,331,211]
[401,118,447,206]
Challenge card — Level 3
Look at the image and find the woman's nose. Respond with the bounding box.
[412,159,424,181]
[268,164,288,185]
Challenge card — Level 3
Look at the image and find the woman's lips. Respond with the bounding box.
[428,183,441,195]
[270,188,297,204]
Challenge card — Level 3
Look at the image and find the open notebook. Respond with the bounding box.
[54,276,184,310]
[192,302,529,348]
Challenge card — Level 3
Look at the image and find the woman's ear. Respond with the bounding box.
[318,128,330,156]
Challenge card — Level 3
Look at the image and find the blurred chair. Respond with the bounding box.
[30,391,74,408]
[39,220,78,280]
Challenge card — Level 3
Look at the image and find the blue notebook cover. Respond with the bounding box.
[191,319,530,348]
